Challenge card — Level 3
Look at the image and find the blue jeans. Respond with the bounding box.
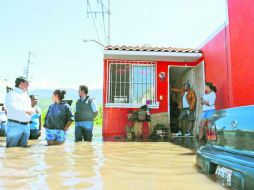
[6,121,30,147]
[75,121,94,142]
[0,122,6,136]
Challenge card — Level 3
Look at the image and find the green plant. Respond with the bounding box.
[154,123,168,130]
[138,110,146,115]
[137,110,147,121]
[94,105,102,126]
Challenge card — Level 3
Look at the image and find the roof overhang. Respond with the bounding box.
[104,50,203,62]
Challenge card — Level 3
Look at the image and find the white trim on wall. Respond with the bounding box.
[104,50,202,62]
[225,0,229,25]
[198,23,227,49]
[167,65,170,123]
[105,102,160,109]
[198,0,229,49]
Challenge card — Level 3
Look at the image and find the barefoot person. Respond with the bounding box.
[44,90,74,145]
[199,82,217,140]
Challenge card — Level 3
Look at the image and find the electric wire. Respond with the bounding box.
[86,0,101,45]
[100,0,107,43]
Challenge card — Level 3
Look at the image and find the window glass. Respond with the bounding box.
[108,62,155,105]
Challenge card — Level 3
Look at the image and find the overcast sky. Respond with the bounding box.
[0,0,227,90]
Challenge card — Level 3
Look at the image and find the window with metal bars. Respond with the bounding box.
[107,61,156,105]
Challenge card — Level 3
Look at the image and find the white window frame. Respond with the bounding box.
[106,60,159,108]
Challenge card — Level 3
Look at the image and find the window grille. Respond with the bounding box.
[107,61,156,105]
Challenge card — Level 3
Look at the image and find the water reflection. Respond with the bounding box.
[0,128,226,190]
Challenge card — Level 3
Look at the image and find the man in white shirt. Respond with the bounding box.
[4,77,35,147]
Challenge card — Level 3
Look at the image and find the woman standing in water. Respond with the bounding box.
[44,90,74,145]
[199,82,217,140]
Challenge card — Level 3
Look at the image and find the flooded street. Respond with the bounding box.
[0,128,226,190]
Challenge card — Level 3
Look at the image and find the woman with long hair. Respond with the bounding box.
[199,82,217,140]
[44,90,74,145]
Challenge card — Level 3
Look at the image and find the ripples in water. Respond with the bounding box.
[0,127,226,190]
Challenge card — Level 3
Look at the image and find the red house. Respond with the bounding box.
[102,0,254,138]
[103,46,204,138]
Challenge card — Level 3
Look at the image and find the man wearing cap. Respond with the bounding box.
[29,95,42,139]
[171,83,196,136]
[4,77,35,147]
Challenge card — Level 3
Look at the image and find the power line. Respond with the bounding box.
[23,51,35,81]
[100,0,107,43]
[87,0,101,44]
[85,0,111,45]
[107,0,110,45]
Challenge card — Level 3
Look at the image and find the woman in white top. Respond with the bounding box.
[199,82,217,140]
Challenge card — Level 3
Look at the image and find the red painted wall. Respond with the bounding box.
[227,0,254,106]
[103,59,197,137]
[201,0,254,108]
[201,27,232,109]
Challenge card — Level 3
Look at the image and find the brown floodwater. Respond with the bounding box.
[0,129,227,190]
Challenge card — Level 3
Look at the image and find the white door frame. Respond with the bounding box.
[168,65,170,124]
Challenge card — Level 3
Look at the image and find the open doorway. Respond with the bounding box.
[168,62,205,135]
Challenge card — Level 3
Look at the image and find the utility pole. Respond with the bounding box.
[86,0,111,46]
[107,0,110,45]
[24,51,35,81]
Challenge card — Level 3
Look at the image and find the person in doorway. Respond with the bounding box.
[75,85,98,142]
[0,105,7,136]
[4,76,35,147]
[29,95,42,139]
[44,90,74,145]
[171,83,196,136]
[198,82,217,140]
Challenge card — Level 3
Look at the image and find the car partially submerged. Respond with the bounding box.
[196,105,254,190]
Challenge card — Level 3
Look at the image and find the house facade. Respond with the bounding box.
[103,46,204,138]
[102,0,254,138]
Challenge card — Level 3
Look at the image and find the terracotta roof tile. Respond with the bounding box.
[105,45,201,53]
